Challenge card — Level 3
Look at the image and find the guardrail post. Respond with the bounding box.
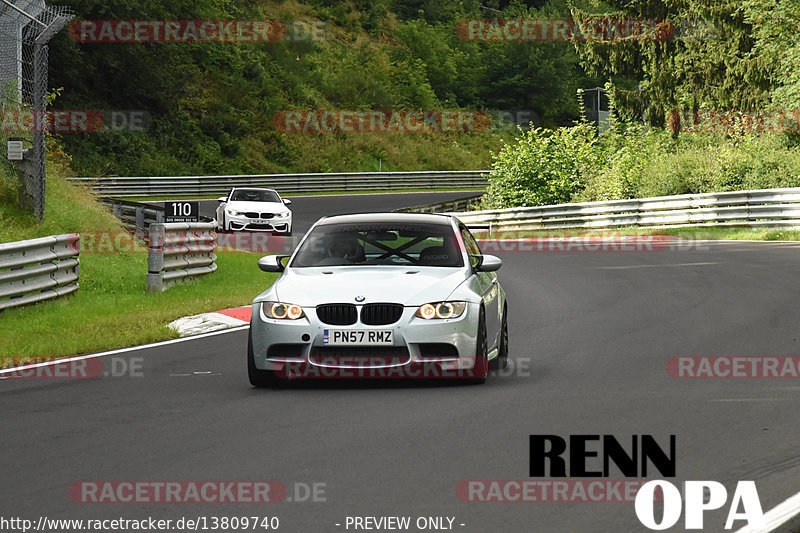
[135,206,145,232]
[147,224,165,293]
[146,222,217,293]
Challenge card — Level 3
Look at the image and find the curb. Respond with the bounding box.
[168,306,252,337]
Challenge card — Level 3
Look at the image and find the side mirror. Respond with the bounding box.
[217,196,227,203]
[474,254,502,272]
[258,255,289,272]
[282,198,292,205]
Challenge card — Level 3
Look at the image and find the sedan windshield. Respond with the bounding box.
[291,223,464,267]
[230,189,280,202]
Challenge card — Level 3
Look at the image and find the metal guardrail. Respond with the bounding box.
[100,198,214,232]
[67,170,490,197]
[146,222,218,292]
[454,188,800,230]
[0,234,80,311]
[396,193,484,214]
[101,198,165,232]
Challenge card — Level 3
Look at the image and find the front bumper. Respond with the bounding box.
[227,214,291,232]
[250,301,483,379]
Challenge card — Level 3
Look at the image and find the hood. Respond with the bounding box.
[257,266,467,307]
[226,200,287,213]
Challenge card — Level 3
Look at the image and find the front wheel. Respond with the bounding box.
[466,306,489,384]
[248,329,285,388]
[492,306,509,371]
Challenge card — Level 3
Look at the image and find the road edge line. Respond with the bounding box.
[735,489,800,533]
[0,325,249,376]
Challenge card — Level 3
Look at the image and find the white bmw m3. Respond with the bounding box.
[247,212,508,387]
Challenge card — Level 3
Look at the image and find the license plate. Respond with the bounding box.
[323,329,393,345]
[250,219,264,223]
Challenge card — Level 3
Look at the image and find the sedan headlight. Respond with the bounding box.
[260,301,305,320]
[227,209,245,216]
[278,211,291,217]
[415,301,466,320]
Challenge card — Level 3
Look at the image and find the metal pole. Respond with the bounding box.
[0,0,47,27]
[32,42,46,220]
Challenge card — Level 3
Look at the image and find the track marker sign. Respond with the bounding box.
[164,201,199,223]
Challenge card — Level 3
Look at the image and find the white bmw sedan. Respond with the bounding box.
[216,187,293,234]
[247,212,508,387]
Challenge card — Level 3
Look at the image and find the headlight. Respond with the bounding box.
[227,209,245,216]
[278,211,291,217]
[415,301,466,320]
[261,301,305,320]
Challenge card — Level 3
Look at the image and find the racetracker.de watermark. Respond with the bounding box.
[456,480,654,502]
[474,234,708,252]
[270,358,530,380]
[68,20,286,43]
[666,356,800,378]
[0,356,143,379]
[456,18,674,42]
[69,481,287,503]
[667,109,800,133]
[273,110,491,133]
[1,110,151,133]
[76,231,295,254]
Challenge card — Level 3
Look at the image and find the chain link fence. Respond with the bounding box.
[0,0,73,220]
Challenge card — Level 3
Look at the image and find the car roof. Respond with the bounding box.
[315,212,457,227]
[231,187,278,193]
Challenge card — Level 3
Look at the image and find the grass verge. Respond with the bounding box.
[1,161,277,361]
[0,250,276,360]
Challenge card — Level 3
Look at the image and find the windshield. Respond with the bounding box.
[230,189,280,203]
[290,222,463,267]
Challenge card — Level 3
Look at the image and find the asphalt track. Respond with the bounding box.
[198,191,474,235]
[2,192,800,532]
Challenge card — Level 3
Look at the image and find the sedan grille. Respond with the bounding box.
[360,303,403,325]
[243,212,260,218]
[316,304,357,325]
[260,213,275,219]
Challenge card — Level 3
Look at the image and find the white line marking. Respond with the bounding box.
[0,325,248,376]
[596,262,720,270]
[692,240,800,244]
[735,489,800,533]
[710,399,787,402]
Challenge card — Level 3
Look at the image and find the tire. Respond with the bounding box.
[467,306,489,384]
[492,306,509,371]
[247,329,285,388]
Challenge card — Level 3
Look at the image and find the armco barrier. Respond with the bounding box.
[396,193,484,214]
[101,198,214,232]
[67,170,490,198]
[0,234,80,311]
[101,198,164,232]
[146,222,218,293]
[453,188,800,230]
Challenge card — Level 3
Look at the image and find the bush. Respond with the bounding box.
[633,133,800,197]
[578,124,673,201]
[484,114,800,208]
[481,123,598,208]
